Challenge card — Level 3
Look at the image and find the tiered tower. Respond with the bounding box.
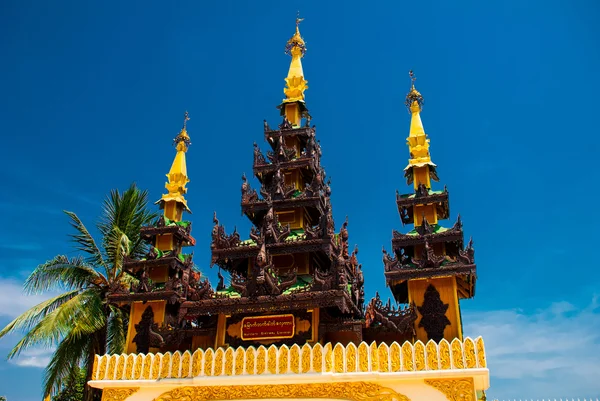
[379,72,477,343]
[109,113,214,354]
[178,17,365,347]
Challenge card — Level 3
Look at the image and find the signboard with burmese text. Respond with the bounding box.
[241,314,296,341]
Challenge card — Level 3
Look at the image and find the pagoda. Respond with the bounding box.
[91,20,490,401]
[107,112,215,354]
[378,71,476,344]
[180,16,365,348]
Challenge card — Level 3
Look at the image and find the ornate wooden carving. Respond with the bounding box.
[364,292,417,335]
[417,284,451,342]
[132,306,164,353]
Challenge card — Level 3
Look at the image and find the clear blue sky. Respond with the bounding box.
[0,0,599,399]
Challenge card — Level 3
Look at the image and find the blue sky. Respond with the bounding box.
[1,0,599,399]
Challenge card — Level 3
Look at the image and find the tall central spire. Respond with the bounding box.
[280,14,309,126]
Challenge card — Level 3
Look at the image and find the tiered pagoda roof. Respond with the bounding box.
[182,18,365,334]
[382,72,477,305]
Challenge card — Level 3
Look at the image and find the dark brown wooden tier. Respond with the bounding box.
[180,289,360,318]
[123,255,191,272]
[396,186,450,225]
[108,290,182,304]
[242,196,324,226]
[211,237,336,265]
[263,123,315,144]
[391,217,464,249]
[140,225,195,247]
[253,156,318,177]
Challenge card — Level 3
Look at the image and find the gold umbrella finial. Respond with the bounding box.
[405,70,424,112]
[182,110,190,130]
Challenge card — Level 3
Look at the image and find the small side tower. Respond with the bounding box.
[380,72,476,343]
[108,113,212,353]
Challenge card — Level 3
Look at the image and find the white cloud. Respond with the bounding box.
[463,297,600,398]
[0,278,54,319]
[9,347,54,368]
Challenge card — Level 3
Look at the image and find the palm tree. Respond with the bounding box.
[0,184,157,401]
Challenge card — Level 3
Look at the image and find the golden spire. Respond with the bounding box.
[159,111,191,217]
[283,12,308,104]
[403,71,437,189]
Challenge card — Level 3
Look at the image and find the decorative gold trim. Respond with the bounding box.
[155,382,410,401]
[92,337,487,381]
[101,388,139,401]
[425,378,475,401]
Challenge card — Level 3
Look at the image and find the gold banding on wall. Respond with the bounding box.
[92,337,486,380]
[425,378,476,401]
[152,382,410,401]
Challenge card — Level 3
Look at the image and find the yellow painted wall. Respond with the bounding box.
[191,335,214,352]
[148,266,168,284]
[412,166,431,190]
[284,136,301,158]
[276,208,304,230]
[163,201,182,222]
[156,234,174,251]
[414,204,438,225]
[124,300,166,354]
[272,253,308,275]
[408,277,463,343]
[285,104,301,126]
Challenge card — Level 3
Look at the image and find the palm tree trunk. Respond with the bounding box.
[83,329,106,401]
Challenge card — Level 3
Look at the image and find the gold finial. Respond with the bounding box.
[405,70,424,112]
[296,11,304,27]
[286,13,306,56]
[282,14,308,105]
[182,110,190,130]
[409,70,417,88]
[174,111,191,151]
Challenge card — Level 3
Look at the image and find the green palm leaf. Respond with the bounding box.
[0,183,157,400]
[64,211,106,269]
[24,256,106,294]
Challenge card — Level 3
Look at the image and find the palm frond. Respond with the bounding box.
[106,305,126,355]
[0,289,79,337]
[24,255,107,294]
[43,328,91,398]
[6,289,105,358]
[64,211,106,269]
[97,184,157,260]
[103,226,130,282]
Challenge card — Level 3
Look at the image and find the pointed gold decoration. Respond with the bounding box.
[159,111,192,216]
[403,71,438,189]
[283,14,308,103]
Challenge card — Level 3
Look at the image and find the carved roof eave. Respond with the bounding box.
[264,126,315,143]
[212,238,336,264]
[364,300,417,335]
[123,256,189,271]
[385,262,476,283]
[107,290,182,304]
[392,227,464,248]
[254,157,317,177]
[140,226,196,246]
[396,191,449,209]
[242,196,324,215]
[180,289,359,317]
